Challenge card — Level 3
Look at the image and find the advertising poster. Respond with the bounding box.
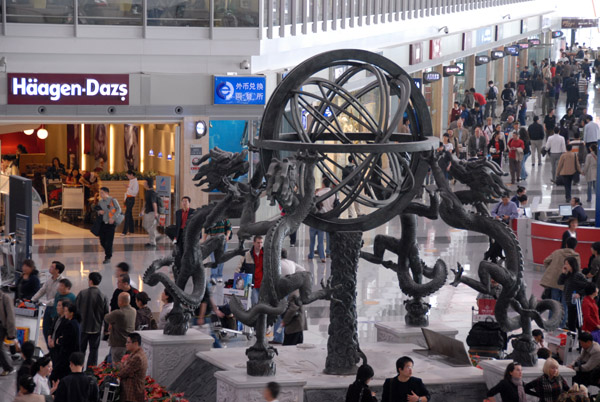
[124,124,139,171]
[190,145,202,176]
[45,179,63,209]
[93,124,108,171]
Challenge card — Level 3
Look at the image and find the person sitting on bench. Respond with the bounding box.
[568,331,600,387]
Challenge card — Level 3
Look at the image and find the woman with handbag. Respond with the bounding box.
[97,187,123,264]
[507,131,525,184]
[488,129,505,168]
[346,364,378,402]
[558,256,589,332]
[556,145,582,203]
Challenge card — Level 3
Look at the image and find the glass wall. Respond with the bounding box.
[3,0,259,27]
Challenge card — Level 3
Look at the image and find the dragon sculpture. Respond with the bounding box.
[428,152,562,366]
[143,147,262,335]
[228,151,338,376]
[360,188,448,326]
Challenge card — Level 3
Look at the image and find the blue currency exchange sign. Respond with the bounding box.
[214,76,266,105]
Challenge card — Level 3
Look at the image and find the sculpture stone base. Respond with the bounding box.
[215,371,306,402]
[194,343,488,402]
[140,328,213,387]
[480,359,576,402]
[375,321,458,347]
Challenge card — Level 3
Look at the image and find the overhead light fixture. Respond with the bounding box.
[502,14,511,19]
[149,149,154,156]
[157,152,163,158]
[37,126,48,139]
[23,129,34,135]
[240,60,250,70]
[167,154,173,161]
[438,26,449,34]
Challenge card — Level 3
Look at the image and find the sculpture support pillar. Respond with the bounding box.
[324,231,361,375]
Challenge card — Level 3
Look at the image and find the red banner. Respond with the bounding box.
[7,73,129,105]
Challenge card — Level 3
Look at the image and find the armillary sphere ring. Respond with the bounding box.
[254,49,435,233]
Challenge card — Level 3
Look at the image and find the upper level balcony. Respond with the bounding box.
[0,0,541,36]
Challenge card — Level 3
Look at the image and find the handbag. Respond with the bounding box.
[556,175,566,186]
[90,215,102,237]
[109,198,125,225]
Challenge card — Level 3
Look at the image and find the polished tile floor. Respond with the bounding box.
[0,86,598,398]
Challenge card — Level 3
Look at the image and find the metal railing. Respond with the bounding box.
[0,0,532,35]
[264,0,535,38]
[0,0,259,28]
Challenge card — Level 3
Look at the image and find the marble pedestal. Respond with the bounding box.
[375,321,459,347]
[140,328,213,387]
[215,371,306,402]
[480,359,576,402]
[193,343,487,402]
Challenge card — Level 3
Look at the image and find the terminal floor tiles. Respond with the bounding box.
[0,90,598,398]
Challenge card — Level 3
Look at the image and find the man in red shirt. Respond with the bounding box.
[237,236,264,305]
[471,88,487,111]
[173,196,195,248]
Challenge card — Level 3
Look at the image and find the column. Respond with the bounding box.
[324,231,362,375]
[431,64,444,136]
[466,55,476,90]
[446,74,456,128]
[180,116,210,207]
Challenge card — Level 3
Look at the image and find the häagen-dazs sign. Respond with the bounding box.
[8,73,129,105]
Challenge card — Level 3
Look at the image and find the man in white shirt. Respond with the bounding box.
[32,261,65,347]
[546,127,567,182]
[583,116,600,152]
[121,170,139,236]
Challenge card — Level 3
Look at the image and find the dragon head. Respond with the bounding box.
[193,147,249,192]
[449,157,509,200]
[264,156,299,213]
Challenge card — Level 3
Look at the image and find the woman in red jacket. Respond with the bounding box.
[582,283,600,343]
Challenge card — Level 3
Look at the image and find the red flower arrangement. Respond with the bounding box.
[90,362,188,402]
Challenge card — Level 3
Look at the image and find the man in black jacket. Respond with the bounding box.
[528,116,545,166]
[76,272,109,369]
[173,196,195,256]
[54,352,99,402]
[544,109,557,138]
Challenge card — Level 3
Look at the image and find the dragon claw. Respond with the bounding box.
[450,263,464,287]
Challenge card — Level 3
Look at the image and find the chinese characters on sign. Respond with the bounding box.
[213,76,267,105]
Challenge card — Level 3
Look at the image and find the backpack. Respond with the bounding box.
[464,110,474,127]
[487,86,497,100]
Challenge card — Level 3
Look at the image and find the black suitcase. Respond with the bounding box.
[467,320,508,350]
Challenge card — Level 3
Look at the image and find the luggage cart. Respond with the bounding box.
[14,302,46,347]
[219,284,254,341]
[60,185,84,221]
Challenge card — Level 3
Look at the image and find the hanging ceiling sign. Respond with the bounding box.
[561,18,599,29]
[475,56,490,66]
[504,46,520,56]
[552,31,564,38]
[423,71,441,84]
[528,38,540,46]
[443,65,461,77]
[491,51,505,60]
